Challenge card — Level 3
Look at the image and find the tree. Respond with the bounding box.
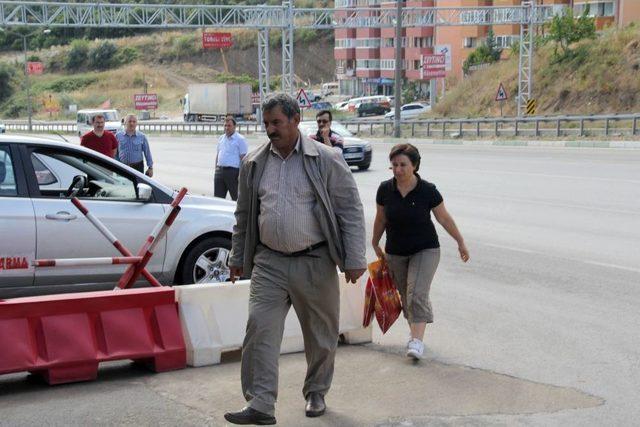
[88,41,118,70]
[65,39,89,71]
[462,29,502,74]
[547,5,596,60]
[0,62,16,104]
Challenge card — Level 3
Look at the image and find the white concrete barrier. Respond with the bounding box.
[174,277,372,367]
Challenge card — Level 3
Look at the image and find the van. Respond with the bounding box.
[321,82,339,97]
[347,95,391,112]
[76,109,121,137]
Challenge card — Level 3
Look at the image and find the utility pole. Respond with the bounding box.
[0,27,50,132]
[22,35,33,133]
[393,0,403,138]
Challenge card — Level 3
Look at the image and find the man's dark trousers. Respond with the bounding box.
[214,166,240,200]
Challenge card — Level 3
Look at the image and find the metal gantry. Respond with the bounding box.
[517,1,536,117]
[0,1,561,116]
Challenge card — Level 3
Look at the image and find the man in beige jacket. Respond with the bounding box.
[224,93,367,425]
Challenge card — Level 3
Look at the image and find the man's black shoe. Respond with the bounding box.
[305,392,326,417]
[223,407,276,425]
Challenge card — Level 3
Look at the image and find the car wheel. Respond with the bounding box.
[180,236,232,284]
[358,163,370,171]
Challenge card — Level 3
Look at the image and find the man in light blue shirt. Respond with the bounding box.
[116,114,154,177]
[215,116,248,200]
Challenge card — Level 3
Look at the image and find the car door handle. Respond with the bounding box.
[45,211,78,221]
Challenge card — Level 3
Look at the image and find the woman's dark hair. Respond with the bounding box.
[389,143,421,172]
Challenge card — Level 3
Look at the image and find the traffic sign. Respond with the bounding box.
[296,88,312,109]
[526,98,537,115]
[495,82,508,101]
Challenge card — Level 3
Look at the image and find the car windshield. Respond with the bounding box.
[103,111,119,121]
[299,121,354,138]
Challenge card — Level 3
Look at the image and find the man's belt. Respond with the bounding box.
[262,241,327,257]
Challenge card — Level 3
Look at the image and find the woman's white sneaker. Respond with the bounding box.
[406,338,424,360]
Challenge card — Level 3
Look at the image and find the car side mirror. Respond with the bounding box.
[137,183,153,202]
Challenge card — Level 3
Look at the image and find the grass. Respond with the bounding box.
[433,24,640,118]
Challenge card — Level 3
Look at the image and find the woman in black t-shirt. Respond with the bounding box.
[372,143,469,360]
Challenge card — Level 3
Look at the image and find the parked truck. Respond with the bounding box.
[182,83,253,122]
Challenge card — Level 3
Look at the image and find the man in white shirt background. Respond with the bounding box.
[215,116,248,200]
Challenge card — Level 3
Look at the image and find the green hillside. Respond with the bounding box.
[434,24,640,117]
[0,29,334,120]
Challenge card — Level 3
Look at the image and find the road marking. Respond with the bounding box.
[482,242,536,254]
[478,242,640,273]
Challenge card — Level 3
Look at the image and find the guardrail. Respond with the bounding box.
[340,113,640,138]
[1,120,263,135]
[3,113,640,138]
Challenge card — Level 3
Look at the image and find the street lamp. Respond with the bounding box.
[0,27,51,132]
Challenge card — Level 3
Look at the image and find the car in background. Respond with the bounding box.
[321,82,339,97]
[336,101,350,112]
[0,122,5,134]
[348,95,391,112]
[0,134,236,298]
[384,102,431,119]
[299,120,372,171]
[76,109,121,136]
[357,102,390,117]
[311,101,333,110]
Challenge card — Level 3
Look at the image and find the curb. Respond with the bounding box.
[373,138,640,149]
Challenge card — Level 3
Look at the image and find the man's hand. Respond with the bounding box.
[320,128,331,146]
[344,268,366,284]
[230,266,244,283]
[145,167,153,178]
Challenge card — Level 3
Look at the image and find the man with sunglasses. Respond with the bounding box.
[310,110,344,152]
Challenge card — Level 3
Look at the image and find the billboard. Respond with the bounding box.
[27,61,44,75]
[202,32,233,49]
[422,54,446,79]
[134,93,158,110]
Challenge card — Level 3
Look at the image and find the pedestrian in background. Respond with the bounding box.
[214,116,248,200]
[116,114,154,177]
[309,109,344,152]
[224,94,366,425]
[80,114,118,158]
[372,143,469,360]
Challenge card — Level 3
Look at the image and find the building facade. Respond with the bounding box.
[334,0,639,96]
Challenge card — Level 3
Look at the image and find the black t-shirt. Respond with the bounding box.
[376,176,443,256]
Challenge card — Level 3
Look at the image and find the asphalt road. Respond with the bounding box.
[1,135,639,426]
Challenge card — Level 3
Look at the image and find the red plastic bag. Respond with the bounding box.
[362,259,402,334]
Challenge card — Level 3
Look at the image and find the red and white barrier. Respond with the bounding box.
[0,189,190,385]
[32,256,142,267]
[70,197,162,287]
[117,187,187,289]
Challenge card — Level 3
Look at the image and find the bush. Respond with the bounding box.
[39,75,98,93]
[65,39,90,71]
[170,34,199,60]
[296,29,317,45]
[88,41,119,70]
[113,46,140,66]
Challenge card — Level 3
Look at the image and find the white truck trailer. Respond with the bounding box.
[182,83,253,122]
